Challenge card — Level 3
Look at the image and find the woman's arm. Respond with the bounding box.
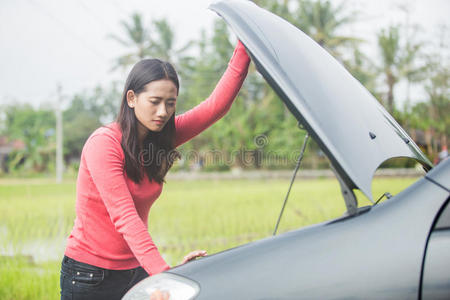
[84,133,170,275]
[174,41,250,147]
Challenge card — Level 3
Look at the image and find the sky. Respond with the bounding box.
[0,0,449,109]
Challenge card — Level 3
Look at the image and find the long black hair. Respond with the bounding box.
[117,59,180,184]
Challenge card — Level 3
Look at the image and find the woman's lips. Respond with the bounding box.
[153,120,165,125]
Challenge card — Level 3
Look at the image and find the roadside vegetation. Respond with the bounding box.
[1,0,448,176]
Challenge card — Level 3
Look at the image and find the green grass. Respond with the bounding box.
[0,176,418,299]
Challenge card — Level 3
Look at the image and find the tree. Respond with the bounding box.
[254,0,358,58]
[401,28,426,107]
[424,57,450,157]
[3,104,56,172]
[111,14,192,70]
[377,26,401,113]
[110,13,153,70]
[294,0,359,57]
[344,45,378,96]
[405,48,449,161]
[63,97,102,163]
[149,19,175,62]
[63,84,121,163]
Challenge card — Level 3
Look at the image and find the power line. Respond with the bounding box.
[77,0,114,33]
[26,0,106,61]
[109,0,130,20]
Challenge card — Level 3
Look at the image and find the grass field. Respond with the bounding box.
[0,176,419,299]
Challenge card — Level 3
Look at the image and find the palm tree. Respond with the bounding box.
[294,0,359,56]
[254,0,358,56]
[149,19,175,62]
[109,13,153,70]
[354,50,381,98]
[377,26,401,113]
[111,14,193,71]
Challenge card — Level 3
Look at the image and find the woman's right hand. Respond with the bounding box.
[150,290,170,300]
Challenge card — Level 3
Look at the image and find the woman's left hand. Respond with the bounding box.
[180,250,207,265]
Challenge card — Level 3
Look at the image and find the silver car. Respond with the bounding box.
[124,1,450,299]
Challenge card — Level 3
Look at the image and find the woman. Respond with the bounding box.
[60,41,250,299]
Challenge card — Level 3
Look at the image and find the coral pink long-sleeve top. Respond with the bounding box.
[64,43,250,276]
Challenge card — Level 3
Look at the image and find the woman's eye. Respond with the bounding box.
[167,102,176,107]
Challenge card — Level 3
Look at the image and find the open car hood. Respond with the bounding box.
[210,0,432,200]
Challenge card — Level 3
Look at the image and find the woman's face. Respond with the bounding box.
[127,79,177,133]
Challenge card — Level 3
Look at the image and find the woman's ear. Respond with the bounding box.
[126,90,136,108]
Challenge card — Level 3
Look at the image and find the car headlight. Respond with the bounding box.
[122,272,200,300]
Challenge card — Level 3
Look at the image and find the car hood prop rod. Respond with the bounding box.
[330,164,359,216]
[273,132,310,236]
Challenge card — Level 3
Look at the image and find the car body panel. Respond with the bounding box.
[421,193,450,299]
[422,231,450,299]
[209,0,432,200]
[169,164,449,299]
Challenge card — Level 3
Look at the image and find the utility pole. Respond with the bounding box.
[56,84,64,183]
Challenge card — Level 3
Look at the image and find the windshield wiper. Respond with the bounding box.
[273,130,310,236]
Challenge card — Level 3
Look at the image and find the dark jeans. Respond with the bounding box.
[60,255,148,300]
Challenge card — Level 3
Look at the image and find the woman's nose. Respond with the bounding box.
[156,103,168,117]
